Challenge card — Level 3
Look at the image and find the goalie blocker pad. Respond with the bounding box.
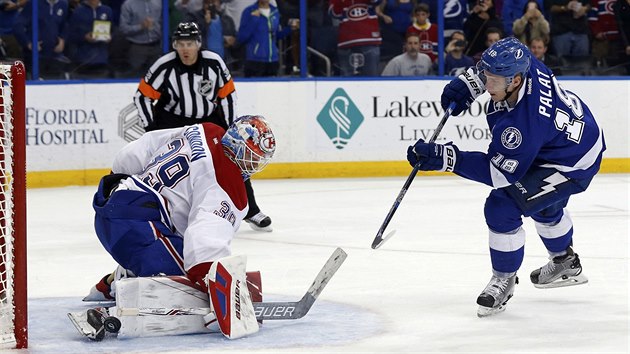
[206,255,260,339]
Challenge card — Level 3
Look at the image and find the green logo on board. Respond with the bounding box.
[316,88,364,149]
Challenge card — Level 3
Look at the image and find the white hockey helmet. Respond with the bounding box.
[222,115,276,179]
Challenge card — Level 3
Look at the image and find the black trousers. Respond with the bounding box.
[244,178,260,218]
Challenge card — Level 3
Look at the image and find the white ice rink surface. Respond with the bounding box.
[25,174,629,353]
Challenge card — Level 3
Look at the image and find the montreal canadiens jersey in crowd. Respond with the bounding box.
[329,0,382,48]
[455,57,606,188]
[112,123,248,270]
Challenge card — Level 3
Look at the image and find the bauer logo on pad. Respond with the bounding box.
[316,88,364,150]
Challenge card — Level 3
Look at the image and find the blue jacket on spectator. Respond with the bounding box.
[0,0,21,35]
[237,2,291,63]
[13,0,69,58]
[67,1,113,65]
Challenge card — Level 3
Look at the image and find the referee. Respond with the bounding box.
[132,22,273,232]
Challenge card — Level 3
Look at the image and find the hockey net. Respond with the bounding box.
[0,62,27,349]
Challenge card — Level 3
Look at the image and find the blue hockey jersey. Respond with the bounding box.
[454,57,606,188]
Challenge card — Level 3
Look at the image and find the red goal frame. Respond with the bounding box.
[0,61,27,349]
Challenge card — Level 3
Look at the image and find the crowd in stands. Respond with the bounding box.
[0,0,629,79]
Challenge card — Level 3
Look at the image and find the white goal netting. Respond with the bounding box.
[0,64,18,348]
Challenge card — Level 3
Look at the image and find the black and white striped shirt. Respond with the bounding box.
[134,50,237,130]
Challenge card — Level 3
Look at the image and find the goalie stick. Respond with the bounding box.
[115,247,347,321]
[371,102,456,250]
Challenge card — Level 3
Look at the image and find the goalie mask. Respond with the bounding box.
[222,115,276,179]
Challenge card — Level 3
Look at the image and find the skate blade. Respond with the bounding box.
[68,312,99,340]
[477,304,507,317]
[533,274,588,289]
[245,220,273,232]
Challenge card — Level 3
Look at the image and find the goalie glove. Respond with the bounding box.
[440,66,486,116]
[406,139,459,172]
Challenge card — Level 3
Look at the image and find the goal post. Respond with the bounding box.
[0,61,27,349]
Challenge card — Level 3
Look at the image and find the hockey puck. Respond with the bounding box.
[103,317,122,333]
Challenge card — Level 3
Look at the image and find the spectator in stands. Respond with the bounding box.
[493,0,503,15]
[588,0,620,69]
[101,0,125,77]
[118,0,162,77]
[307,0,335,76]
[67,0,80,14]
[445,29,465,54]
[423,0,468,38]
[0,0,27,61]
[277,0,331,75]
[472,26,502,62]
[208,0,236,60]
[463,0,503,57]
[184,0,236,63]
[66,0,113,78]
[13,0,70,79]
[376,0,415,64]
[614,0,630,74]
[276,0,301,74]
[546,0,591,58]
[330,0,382,76]
[529,37,562,74]
[175,0,204,17]
[406,3,437,62]
[224,0,275,33]
[103,0,123,25]
[444,31,474,75]
[238,0,296,77]
[501,0,543,37]
[512,0,549,45]
[381,32,432,76]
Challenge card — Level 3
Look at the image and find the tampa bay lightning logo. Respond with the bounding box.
[515,49,524,60]
[444,0,464,18]
[501,127,522,149]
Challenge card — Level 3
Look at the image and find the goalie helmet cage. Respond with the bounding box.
[0,62,27,349]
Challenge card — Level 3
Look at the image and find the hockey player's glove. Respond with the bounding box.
[440,67,486,116]
[407,139,459,172]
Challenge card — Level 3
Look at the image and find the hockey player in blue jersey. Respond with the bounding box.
[407,37,605,317]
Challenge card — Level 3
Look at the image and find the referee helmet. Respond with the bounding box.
[172,22,202,42]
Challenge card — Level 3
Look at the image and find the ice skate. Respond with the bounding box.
[530,247,588,289]
[67,307,121,341]
[245,211,272,232]
[476,274,518,317]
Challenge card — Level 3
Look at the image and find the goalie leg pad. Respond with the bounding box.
[114,276,214,338]
[206,255,260,339]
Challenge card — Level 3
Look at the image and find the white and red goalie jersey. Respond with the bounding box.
[112,122,248,271]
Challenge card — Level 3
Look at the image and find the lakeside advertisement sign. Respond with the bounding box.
[25,79,628,175]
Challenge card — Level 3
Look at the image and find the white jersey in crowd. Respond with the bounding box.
[112,123,248,270]
[381,52,433,77]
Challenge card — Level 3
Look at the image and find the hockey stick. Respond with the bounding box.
[117,247,348,321]
[371,102,456,250]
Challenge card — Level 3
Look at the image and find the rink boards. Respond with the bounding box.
[24,78,629,187]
